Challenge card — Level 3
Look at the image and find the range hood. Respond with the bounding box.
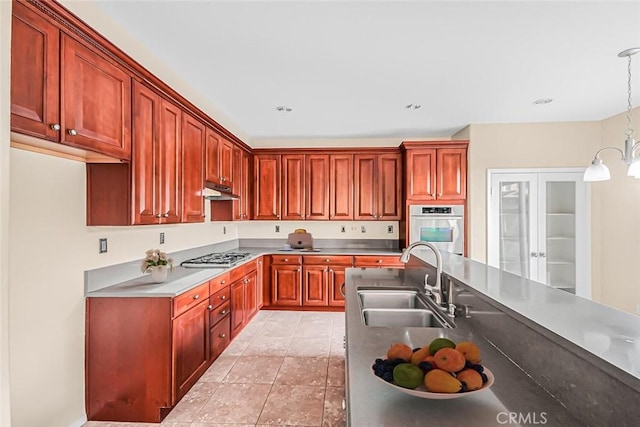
[203,181,239,200]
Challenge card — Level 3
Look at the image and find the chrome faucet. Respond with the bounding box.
[400,241,444,306]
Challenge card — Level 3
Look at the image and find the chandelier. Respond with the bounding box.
[584,47,640,181]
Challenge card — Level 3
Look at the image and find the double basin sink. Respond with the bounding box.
[358,287,454,328]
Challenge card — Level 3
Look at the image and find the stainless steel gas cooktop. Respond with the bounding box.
[181,252,251,268]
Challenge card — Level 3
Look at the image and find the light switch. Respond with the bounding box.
[99,238,107,254]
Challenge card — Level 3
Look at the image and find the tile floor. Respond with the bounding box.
[84,310,346,427]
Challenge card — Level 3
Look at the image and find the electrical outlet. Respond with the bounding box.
[223,226,226,235]
[99,238,107,254]
[341,225,345,233]
[387,225,393,234]
[160,232,165,244]
[275,225,280,233]
[361,226,366,233]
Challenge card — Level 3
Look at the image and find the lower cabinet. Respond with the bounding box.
[231,264,260,338]
[353,255,404,268]
[210,314,231,360]
[328,266,347,307]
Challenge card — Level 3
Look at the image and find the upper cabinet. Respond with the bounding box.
[354,153,402,220]
[306,154,330,220]
[205,129,234,187]
[281,154,305,220]
[181,113,206,223]
[231,146,252,220]
[329,154,353,220]
[11,2,132,161]
[254,154,281,220]
[402,141,468,202]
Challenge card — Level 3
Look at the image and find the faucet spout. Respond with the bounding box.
[400,241,444,305]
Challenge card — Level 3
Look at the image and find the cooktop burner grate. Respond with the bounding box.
[181,252,251,268]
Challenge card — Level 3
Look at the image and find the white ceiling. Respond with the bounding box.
[85,1,640,140]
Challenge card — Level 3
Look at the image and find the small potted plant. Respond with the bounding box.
[141,249,173,283]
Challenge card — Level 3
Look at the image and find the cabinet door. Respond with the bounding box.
[61,35,131,160]
[232,146,243,220]
[158,98,182,223]
[245,272,258,320]
[10,2,60,141]
[172,299,210,402]
[328,266,347,307]
[210,315,231,362]
[242,151,252,220]
[329,154,353,220]
[354,154,377,220]
[205,128,221,184]
[181,113,205,223]
[282,154,305,220]
[306,154,330,220]
[131,81,160,224]
[271,265,302,306]
[254,154,281,219]
[256,257,264,309]
[437,148,467,200]
[406,149,437,201]
[303,266,328,306]
[377,153,402,220]
[230,281,245,337]
[220,138,234,186]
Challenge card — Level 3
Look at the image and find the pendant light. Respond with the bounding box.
[584,47,640,181]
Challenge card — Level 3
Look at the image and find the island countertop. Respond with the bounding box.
[344,268,582,427]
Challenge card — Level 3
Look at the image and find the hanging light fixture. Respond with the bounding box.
[584,47,640,181]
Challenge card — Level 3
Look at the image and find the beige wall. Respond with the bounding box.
[596,108,640,313]
[1,1,12,425]
[239,220,398,240]
[465,121,603,301]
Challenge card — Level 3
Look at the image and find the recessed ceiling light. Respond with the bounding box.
[405,104,421,110]
[533,98,553,105]
[276,106,293,112]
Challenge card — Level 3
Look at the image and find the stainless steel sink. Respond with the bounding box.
[361,308,450,328]
[357,289,429,309]
[356,287,454,328]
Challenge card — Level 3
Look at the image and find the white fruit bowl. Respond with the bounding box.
[371,359,495,400]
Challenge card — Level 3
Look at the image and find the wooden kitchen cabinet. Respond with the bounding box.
[306,154,330,220]
[329,154,353,220]
[303,255,352,308]
[230,280,245,337]
[231,147,252,220]
[131,81,182,225]
[271,255,303,306]
[86,279,214,422]
[230,262,259,337]
[11,2,132,160]
[254,154,281,220]
[354,153,402,220]
[303,265,329,306]
[181,112,206,223]
[282,154,305,220]
[172,298,210,401]
[205,128,233,186]
[402,142,468,201]
[353,255,404,268]
[328,266,347,307]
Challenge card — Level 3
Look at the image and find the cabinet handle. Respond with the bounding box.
[531,252,538,257]
[539,252,546,258]
[220,309,228,315]
[220,295,226,300]
[67,129,77,136]
[243,279,249,284]
[219,333,226,339]
[207,304,213,310]
[155,214,162,218]
[50,123,60,131]
[163,213,169,218]
[193,294,200,300]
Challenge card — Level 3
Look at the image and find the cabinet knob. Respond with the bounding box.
[67,129,77,136]
[220,295,226,300]
[377,259,383,263]
[539,252,546,258]
[284,258,288,262]
[531,252,538,257]
[325,259,330,262]
[329,269,334,273]
[50,123,61,131]
[219,333,226,339]
[207,304,213,310]
[193,294,200,300]
[163,213,169,218]
[221,280,226,285]
[155,214,162,218]
[220,309,228,315]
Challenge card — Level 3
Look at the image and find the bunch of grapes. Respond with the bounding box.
[371,358,404,383]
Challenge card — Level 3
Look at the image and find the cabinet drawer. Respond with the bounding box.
[173,282,210,317]
[210,314,231,361]
[210,286,230,309]
[210,272,230,294]
[303,255,353,266]
[353,255,404,267]
[209,300,231,326]
[230,262,253,282]
[271,255,302,265]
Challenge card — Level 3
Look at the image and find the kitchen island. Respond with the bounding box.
[345,252,640,426]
